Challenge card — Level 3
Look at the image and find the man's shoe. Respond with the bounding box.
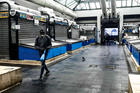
[47,70,50,73]
[38,78,43,81]
[45,72,50,76]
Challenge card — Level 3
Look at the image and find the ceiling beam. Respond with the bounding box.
[73,0,81,10]
[94,0,97,8]
[88,2,91,9]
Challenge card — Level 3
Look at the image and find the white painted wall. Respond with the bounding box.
[76,7,140,17]
[76,10,102,17]
[117,7,140,15]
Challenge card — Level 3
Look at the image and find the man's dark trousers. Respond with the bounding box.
[39,48,50,79]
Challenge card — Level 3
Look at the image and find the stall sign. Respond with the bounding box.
[34,19,39,25]
[46,15,49,19]
[41,17,46,22]
[34,16,41,21]
[20,13,26,19]
[10,10,16,16]
[27,14,33,20]
[45,15,49,21]
[0,12,9,18]
[15,25,20,30]
[11,24,20,30]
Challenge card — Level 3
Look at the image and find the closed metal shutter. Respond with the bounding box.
[18,18,40,39]
[0,18,9,59]
[55,25,68,40]
[86,30,94,39]
[18,18,46,44]
[72,28,79,39]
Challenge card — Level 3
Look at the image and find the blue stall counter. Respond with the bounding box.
[127,39,140,53]
[82,38,95,46]
[82,40,89,46]
[62,39,83,51]
[19,41,67,61]
[88,38,95,44]
[131,44,140,65]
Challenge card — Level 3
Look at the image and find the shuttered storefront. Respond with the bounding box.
[86,30,94,39]
[0,18,9,59]
[0,3,10,59]
[71,28,79,39]
[18,18,46,44]
[55,25,68,40]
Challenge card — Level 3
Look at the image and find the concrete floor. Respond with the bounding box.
[3,45,128,93]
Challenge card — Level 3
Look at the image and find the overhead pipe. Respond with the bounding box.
[27,0,77,18]
[63,18,69,26]
[0,0,41,16]
[111,0,117,18]
[100,0,107,18]
[10,4,41,16]
[38,7,55,17]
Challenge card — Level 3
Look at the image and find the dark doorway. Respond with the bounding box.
[101,18,120,44]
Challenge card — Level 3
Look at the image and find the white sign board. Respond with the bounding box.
[34,19,39,25]
[15,25,20,30]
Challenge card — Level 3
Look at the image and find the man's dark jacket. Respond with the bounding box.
[35,35,52,50]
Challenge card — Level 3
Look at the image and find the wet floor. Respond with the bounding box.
[3,45,128,93]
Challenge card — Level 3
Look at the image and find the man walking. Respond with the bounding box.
[35,30,52,79]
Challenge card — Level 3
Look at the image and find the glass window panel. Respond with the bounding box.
[122,0,126,7]
[133,1,138,6]
[55,0,102,10]
[136,0,140,6]
[116,1,122,7]
[66,0,74,5]
[67,1,75,6]
[96,2,100,8]
[79,4,83,9]
[55,0,140,10]
[127,0,132,6]
[56,0,66,4]
[75,5,80,10]
[60,0,66,4]
[138,2,140,6]
[90,3,96,9]
[80,3,86,9]
[85,3,89,9]
[106,1,110,8]
[69,2,77,9]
